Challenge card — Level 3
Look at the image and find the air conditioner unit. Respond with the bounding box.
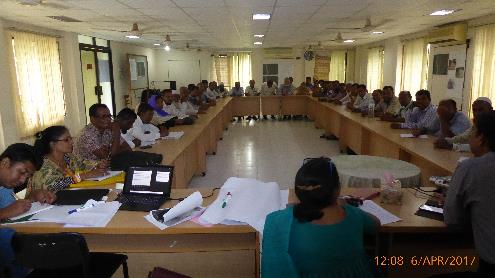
[263,48,294,59]
[427,23,467,44]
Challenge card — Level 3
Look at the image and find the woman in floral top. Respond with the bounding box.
[28,126,109,193]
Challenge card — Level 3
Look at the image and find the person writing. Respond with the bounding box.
[0,143,56,221]
[131,103,169,147]
[262,157,379,277]
[29,126,108,193]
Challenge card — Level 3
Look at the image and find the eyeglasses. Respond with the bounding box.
[56,136,73,142]
[95,114,113,119]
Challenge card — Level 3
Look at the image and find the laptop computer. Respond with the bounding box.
[116,165,174,211]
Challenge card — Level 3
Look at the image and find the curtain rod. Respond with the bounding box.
[7,27,62,38]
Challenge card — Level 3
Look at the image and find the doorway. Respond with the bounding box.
[79,35,116,122]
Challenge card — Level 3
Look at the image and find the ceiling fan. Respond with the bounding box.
[16,0,69,9]
[324,32,356,44]
[327,18,391,32]
[92,23,168,39]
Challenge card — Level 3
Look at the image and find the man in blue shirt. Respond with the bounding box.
[431,99,471,138]
[391,90,438,134]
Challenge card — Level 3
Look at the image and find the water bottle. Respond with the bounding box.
[368,102,375,118]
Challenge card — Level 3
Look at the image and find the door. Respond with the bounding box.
[79,40,116,122]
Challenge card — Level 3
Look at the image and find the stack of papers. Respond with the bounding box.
[34,200,121,227]
[359,200,402,225]
[145,191,203,230]
[400,134,428,139]
[162,131,185,140]
[199,177,289,234]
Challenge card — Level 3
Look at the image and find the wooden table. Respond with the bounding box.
[9,187,475,277]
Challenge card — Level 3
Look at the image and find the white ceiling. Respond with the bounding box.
[0,0,494,49]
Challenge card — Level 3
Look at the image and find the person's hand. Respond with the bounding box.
[434,138,453,149]
[30,190,56,204]
[334,100,342,105]
[93,145,110,159]
[110,121,121,136]
[132,138,142,148]
[390,123,402,129]
[412,129,423,137]
[80,168,108,179]
[338,195,364,207]
[159,127,169,137]
[6,200,32,217]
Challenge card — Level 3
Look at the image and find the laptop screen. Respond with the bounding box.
[123,166,173,196]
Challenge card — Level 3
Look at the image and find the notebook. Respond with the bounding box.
[83,170,122,182]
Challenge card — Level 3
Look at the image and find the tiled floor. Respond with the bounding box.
[189,118,342,189]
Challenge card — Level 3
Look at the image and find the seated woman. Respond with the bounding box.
[28,126,108,193]
[262,157,380,278]
[0,143,56,220]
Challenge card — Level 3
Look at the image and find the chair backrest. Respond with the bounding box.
[12,232,90,275]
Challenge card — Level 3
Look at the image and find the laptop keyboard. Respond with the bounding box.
[116,194,164,208]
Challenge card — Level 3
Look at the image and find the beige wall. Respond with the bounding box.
[0,19,85,149]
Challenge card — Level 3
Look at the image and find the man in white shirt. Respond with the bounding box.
[347,84,371,112]
[260,80,277,96]
[245,80,259,96]
[163,89,195,125]
[176,86,198,117]
[205,82,218,101]
[129,103,169,147]
[217,82,229,97]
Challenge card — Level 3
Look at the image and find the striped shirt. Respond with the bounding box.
[400,104,438,132]
[444,152,495,264]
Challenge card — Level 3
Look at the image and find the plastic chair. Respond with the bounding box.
[12,232,129,278]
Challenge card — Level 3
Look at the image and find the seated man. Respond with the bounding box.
[304,76,314,90]
[260,80,277,120]
[347,84,370,112]
[131,103,169,147]
[381,90,414,122]
[217,82,229,97]
[360,89,382,116]
[391,90,438,134]
[278,77,295,96]
[230,82,244,97]
[428,99,471,138]
[244,80,259,120]
[176,86,199,117]
[295,82,310,95]
[435,97,493,152]
[118,108,142,148]
[162,89,195,125]
[375,86,400,117]
[74,103,130,161]
[188,86,209,112]
[204,82,218,101]
[0,143,56,221]
[443,110,495,278]
[336,83,359,105]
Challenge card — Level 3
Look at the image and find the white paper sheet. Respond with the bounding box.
[400,134,428,139]
[83,170,122,182]
[145,191,203,230]
[156,171,170,183]
[34,201,121,227]
[10,202,53,221]
[162,131,185,140]
[199,177,283,233]
[132,170,152,186]
[359,200,402,225]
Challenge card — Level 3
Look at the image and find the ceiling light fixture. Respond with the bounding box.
[254,42,263,45]
[343,39,355,43]
[372,31,384,34]
[153,43,161,46]
[125,35,140,39]
[429,9,456,16]
[254,34,265,38]
[164,45,170,51]
[253,14,271,20]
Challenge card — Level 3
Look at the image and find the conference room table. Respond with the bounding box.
[8,187,475,278]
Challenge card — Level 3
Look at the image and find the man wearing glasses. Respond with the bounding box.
[74,104,130,161]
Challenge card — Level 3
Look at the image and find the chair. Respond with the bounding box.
[12,232,129,278]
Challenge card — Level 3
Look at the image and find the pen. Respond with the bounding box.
[221,192,232,208]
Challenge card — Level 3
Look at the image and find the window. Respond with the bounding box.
[211,56,230,87]
[229,53,251,89]
[263,64,278,85]
[329,50,347,82]
[367,47,384,90]
[314,55,330,80]
[469,23,495,115]
[9,31,66,137]
[400,37,429,94]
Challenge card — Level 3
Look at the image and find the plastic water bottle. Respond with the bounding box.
[368,102,375,118]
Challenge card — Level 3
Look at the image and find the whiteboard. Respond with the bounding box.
[128,54,149,90]
[428,44,467,110]
[167,60,201,88]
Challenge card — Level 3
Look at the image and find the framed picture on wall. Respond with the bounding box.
[127,54,149,90]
